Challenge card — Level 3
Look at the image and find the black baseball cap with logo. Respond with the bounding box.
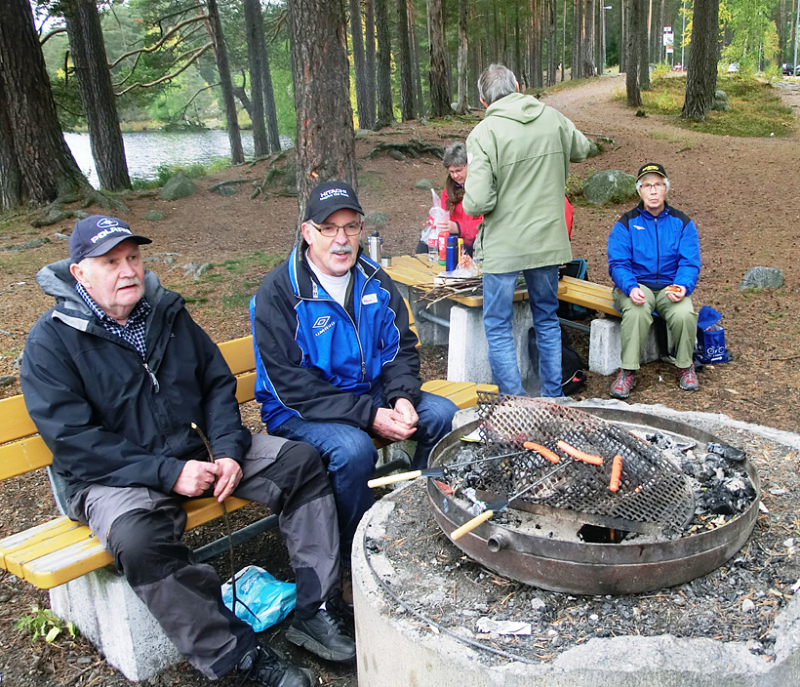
[637,163,668,180]
[303,181,364,224]
[69,216,152,264]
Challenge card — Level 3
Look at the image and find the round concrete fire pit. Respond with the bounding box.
[352,401,800,687]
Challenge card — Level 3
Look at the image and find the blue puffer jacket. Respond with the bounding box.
[607,202,701,296]
[250,246,421,433]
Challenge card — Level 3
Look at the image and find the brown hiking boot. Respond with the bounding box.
[609,369,636,399]
[678,364,699,391]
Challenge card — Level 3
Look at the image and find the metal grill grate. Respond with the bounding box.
[457,393,696,535]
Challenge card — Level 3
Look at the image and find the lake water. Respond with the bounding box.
[64,130,290,187]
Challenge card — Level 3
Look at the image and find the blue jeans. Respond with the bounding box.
[483,266,562,397]
[273,390,457,564]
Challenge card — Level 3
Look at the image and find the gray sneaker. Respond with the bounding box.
[610,369,636,399]
[678,364,699,391]
[286,609,356,663]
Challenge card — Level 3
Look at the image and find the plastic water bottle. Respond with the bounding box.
[427,231,438,262]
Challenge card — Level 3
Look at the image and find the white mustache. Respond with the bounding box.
[117,277,142,289]
[329,244,353,256]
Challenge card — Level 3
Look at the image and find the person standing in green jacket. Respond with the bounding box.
[463,64,590,397]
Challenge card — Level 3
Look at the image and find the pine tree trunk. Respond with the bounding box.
[206,0,244,164]
[408,0,424,117]
[364,0,377,126]
[0,71,23,210]
[350,0,372,129]
[455,0,470,113]
[531,0,543,88]
[62,0,130,191]
[253,12,281,153]
[0,0,88,205]
[288,0,357,222]
[469,7,481,105]
[396,0,415,120]
[547,0,558,85]
[638,4,650,90]
[428,0,452,116]
[681,0,719,120]
[572,0,583,78]
[243,0,268,157]
[582,0,595,77]
[375,0,394,127]
[619,0,627,73]
[626,0,642,106]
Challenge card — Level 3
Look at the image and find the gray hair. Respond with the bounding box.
[478,64,517,106]
[636,174,671,193]
[442,142,467,168]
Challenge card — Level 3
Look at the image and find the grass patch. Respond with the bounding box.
[535,76,594,97]
[131,157,232,190]
[616,75,795,137]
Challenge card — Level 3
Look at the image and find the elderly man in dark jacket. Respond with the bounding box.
[20,216,353,687]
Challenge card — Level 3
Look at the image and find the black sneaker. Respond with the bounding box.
[326,593,355,637]
[237,646,314,687]
[285,609,356,663]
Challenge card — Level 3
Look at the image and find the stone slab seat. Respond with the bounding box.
[0,308,495,682]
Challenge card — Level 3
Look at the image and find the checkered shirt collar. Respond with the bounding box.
[75,281,151,358]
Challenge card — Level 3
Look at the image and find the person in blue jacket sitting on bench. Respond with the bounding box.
[607,163,701,399]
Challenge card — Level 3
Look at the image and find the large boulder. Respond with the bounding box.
[159,172,197,201]
[738,266,785,290]
[582,170,637,205]
[364,211,388,227]
[711,89,730,112]
[415,179,434,190]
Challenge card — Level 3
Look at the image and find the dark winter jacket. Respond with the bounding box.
[250,247,421,433]
[607,202,701,297]
[20,259,250,504]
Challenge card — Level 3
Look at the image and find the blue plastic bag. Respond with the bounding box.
[221,565,296,632]
[695,306,731,364]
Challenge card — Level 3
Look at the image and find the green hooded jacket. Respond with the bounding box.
[463,92,590,274]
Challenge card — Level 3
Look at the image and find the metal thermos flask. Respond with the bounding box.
[368,231,382,262]
[446,236,458,271]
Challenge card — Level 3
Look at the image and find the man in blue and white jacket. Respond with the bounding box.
[607,163,701,399]
[251,181,457,568]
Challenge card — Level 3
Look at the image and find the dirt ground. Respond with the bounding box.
[2,74,800,686]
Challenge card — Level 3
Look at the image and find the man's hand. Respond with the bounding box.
[372,407,417,442]
[666,285,686,303]
[213,458,243,502]
[392,397,419,430]
[173,460,220,497]
[629,287,647,306]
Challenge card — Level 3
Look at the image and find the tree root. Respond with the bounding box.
[366,138,445,161]
[30,189,130,227]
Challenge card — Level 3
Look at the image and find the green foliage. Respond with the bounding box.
[17,606,77,643]
[630,75,794,137]
[652,63,672,80]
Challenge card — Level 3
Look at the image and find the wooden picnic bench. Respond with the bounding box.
[0,316,495,680]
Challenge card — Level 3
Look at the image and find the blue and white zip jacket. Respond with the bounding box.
[607,202,701,297]
[250,246,421,433]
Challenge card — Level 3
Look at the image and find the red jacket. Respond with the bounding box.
[441,188,483,247]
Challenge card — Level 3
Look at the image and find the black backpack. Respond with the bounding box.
[527,325,587,396]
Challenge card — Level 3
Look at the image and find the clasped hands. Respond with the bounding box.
[630,284,685,306]
[372,397,419,442]
[173,457,242,502]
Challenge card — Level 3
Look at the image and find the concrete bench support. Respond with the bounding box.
[447,303,533,391]
[589,318,660,376]
[50,567,182,681]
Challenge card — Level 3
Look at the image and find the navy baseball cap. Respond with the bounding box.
[69,216,152,263]
[637,163,667,180]
[303,181,363,223]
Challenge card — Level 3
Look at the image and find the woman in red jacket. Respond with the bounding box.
[437,142,483,256]
[417,142,484,257]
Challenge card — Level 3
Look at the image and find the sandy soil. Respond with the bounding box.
[2,74,800,687]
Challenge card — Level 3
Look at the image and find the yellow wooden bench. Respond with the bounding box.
[0,328,495,590]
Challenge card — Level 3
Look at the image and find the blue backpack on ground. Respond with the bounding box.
[695,305,731,364]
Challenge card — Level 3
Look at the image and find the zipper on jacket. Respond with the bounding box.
[144,362,160,392]
[654,216,660,285]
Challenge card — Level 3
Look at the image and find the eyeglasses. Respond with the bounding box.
[310,220,362,238]
[640,182,665,192]
[448,166,467,176]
